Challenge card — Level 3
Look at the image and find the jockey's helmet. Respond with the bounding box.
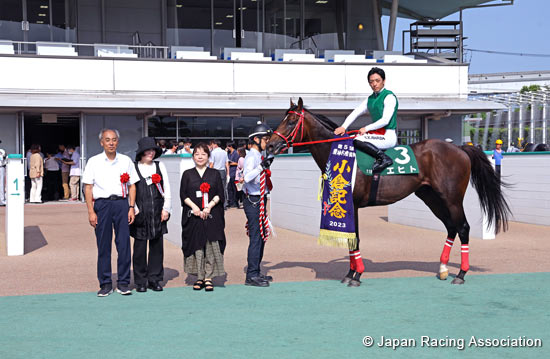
[495,139,503,145]
[249,121,272,139]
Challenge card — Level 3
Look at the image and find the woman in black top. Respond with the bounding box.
[180,143,226,292]
[130,137,171,292]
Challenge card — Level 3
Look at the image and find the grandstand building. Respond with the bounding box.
[0,0,509,160]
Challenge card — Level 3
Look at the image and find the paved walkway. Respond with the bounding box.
[1,203,548,296]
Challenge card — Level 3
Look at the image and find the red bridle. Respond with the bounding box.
[273,109,359,150]
[273,110,306,149]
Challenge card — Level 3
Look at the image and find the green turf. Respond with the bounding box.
[1,273,549,359]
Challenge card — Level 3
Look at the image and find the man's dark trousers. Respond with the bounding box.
[94,198,131,286]
[227,175,238,207]
[243,195,266,279]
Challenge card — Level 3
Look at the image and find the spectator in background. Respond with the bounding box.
[55,144,71,200]
[29,144,44,204]
[63,145,81,201]
[165,140,178,154]
[180,138,193,154]
[158,139,168,154]
[493,139,504,183]
[226,141,239,208]
[44,151,61,201]
[208,139,229,210]
[234,147,246,209]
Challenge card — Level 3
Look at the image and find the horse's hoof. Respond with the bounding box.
[341,276,352,284]
[347,279,361,287]
[439,271,449,280]
[451,277,465,285]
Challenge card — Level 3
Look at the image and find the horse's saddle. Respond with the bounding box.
[356,145,419,176]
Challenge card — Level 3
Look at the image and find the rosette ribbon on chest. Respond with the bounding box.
[199,182,210,209]
[151,173,164,197]
[120,172,130,198]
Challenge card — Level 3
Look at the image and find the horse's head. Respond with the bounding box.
[267,97,310,155]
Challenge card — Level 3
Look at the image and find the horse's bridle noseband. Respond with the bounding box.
[273,110,305,149]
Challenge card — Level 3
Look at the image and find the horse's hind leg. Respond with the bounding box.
[451,212,470,285]
[344,207,364,287]
[415,186,457,280]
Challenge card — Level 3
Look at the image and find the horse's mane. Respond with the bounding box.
[286,105,339,132]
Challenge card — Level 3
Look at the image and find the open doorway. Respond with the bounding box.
[23,115,80,202]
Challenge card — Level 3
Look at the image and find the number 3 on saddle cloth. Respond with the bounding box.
[356,145,419,176]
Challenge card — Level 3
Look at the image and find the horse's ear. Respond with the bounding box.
[290,98,295,107]
[298,97,303,111]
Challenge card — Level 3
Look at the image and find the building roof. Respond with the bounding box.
[380,0,497,20]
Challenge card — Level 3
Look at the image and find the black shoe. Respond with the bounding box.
[97,284,113,297]
[260,273,273,282]
[116,284,132,295]
[372,155,393,173]
[354,140,393,173]
[245,277,269,287]
[148,281,163,292]
[136,284,147,293]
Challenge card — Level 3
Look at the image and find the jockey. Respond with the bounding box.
[334,67,397,173]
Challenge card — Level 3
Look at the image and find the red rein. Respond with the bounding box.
[273,110,359,151]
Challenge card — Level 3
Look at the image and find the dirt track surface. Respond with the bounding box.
[1,203,549,296]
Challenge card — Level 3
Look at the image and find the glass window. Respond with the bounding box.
[304,0,346,52]
[167,0,212,51]
[233,116,260,138]
[0,0,23,41]
[212,0,235,58]
[51,0,77,42]
[149,116,177,138]
[264,0,301,54]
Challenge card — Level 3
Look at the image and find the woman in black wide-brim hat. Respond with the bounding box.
[130,137,172,293]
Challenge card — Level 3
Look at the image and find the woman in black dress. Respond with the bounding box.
[130,137,171,292]
[180,143,226,292]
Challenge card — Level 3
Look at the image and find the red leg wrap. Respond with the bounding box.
[460,244,470,272]
[351,251,364,273]
[440,238,454,264]
[348,251,356,271]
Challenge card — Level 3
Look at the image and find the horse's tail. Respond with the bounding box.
[460,145,511,233]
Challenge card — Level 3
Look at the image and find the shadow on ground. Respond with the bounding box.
[263,257,488,280]
[24,226,48,254]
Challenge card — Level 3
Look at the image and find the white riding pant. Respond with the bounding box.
[354,129,397,150]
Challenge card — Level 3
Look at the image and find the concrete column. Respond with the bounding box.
[386,0,399,51]
[507,104,514,148]
[372,0,384,50]
[543,96,548,144]
[530,94,536,143]
[482,111,491,150]
[518,101,524,148]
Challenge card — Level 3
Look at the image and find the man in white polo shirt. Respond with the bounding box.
[82,129,139,297]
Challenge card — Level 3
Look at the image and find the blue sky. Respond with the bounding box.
[382,0,550,74]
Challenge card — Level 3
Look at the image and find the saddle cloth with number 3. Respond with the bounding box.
[356,145,419,176]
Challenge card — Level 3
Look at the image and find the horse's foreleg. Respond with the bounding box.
[439,236,456,280]
[346,206,363,287]
[452,220,470,285]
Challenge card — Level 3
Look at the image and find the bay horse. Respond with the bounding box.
[267,98,511,286]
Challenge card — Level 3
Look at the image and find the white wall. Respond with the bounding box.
[501,153,550,226]
[158,155,195,247]
[269,154,504,240]
[0,56,468,99]
[270,155,322,237]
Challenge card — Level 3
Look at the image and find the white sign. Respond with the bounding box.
[6,154,24,256]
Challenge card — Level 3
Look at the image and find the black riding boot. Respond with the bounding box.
[353,140,393,173]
